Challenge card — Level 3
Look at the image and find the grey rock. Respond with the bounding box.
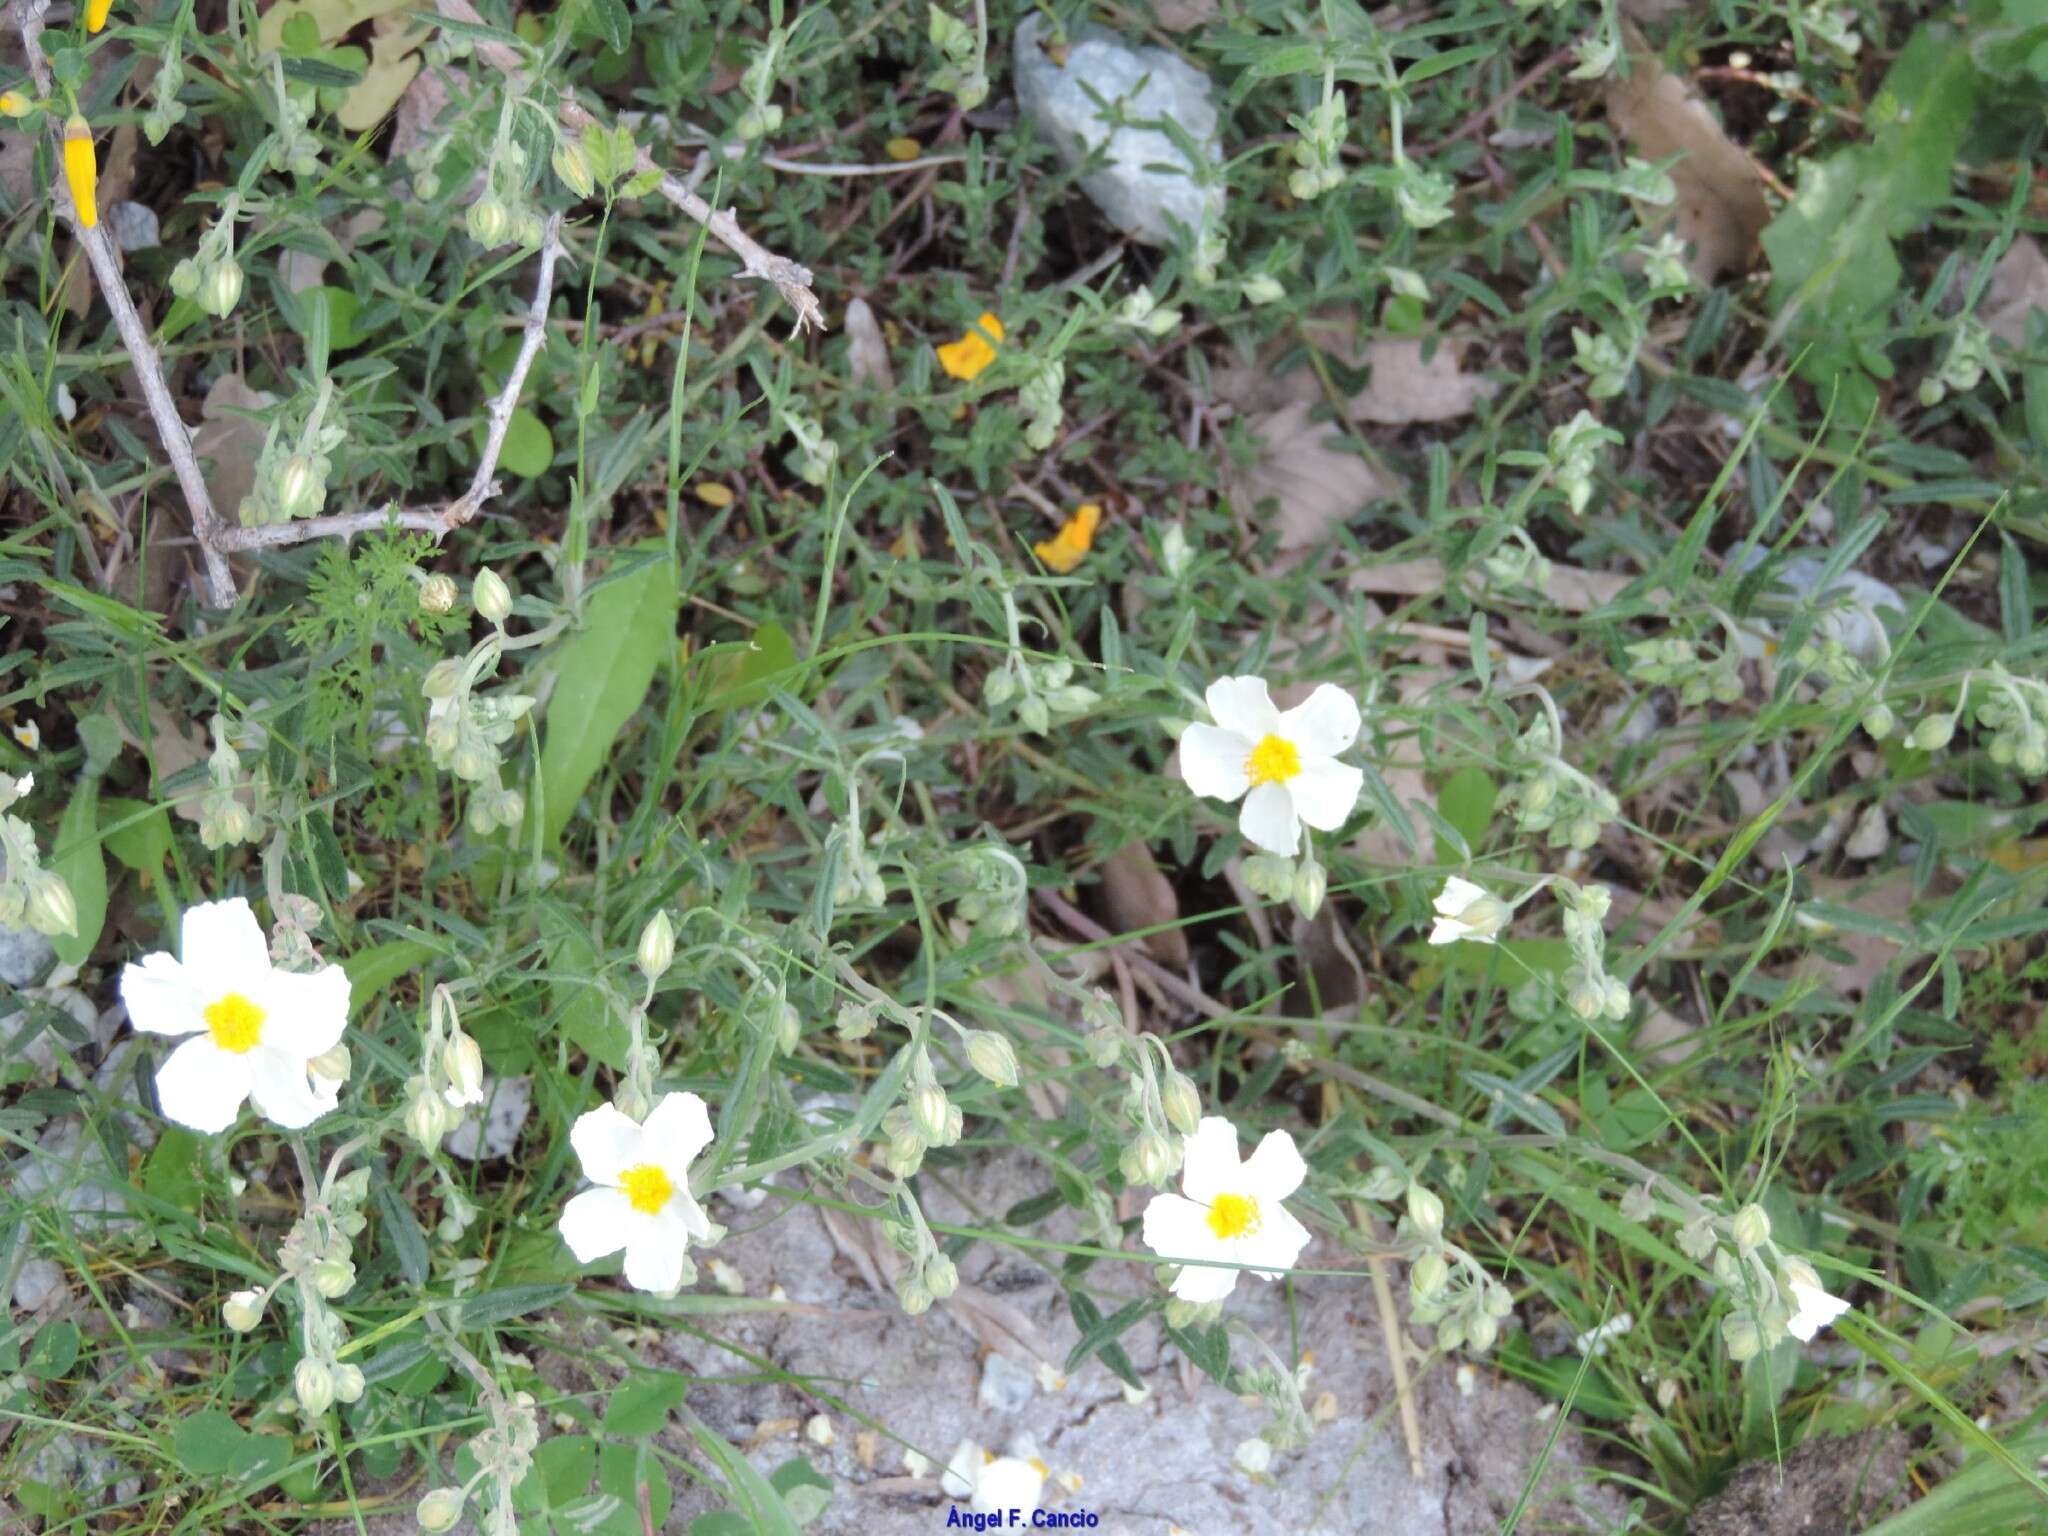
[4,986,102,1079]
[106,200,160,252]
[0,921,56,987]
[12,1255,65,1312]
[977,1351,1037,1414]
[1737,550,1905,665]
[446,1074,532,1160]
[1013,15,1223,246]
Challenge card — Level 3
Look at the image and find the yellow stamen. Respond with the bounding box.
[1207,1192,1261,1240]
[1244,734,1301,786]
[618,1162,674,1215]
[936,311,1003,381]
[204,993,265,1054]
[1033,502,1101,574]
[62,114,97,229]
[86,0,113,31]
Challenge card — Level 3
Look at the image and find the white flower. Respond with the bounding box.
[1141,1117,1313,1303]
[1428,876,1509,945]
[11,720,39,751]
[1177,677,1363,857]
[1780,1259,1851,1342]
[943,1440,1047,1516]
[120,897,350,1134]
[558,1092,716,1295]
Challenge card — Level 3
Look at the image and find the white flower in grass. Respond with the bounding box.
[1429,876,1509,946]
[943,1440,1047,1516]
[1141,1117,1313,1304]
[1177,677,1363,857]
[558,1092,716,1295]
[1780,1258,1851,1342]
[120,897,350,1134]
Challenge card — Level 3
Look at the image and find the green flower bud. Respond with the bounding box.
[636,910,675,983]
[1121,1129,1174,1189]
[294,1357,335,1415]
[1861,703,1895,740]
[964,1031,1019,1088]
[909,1083,950,1145]
[198,259,243,318]
[1410,1250,1449,1299]
[441,1032,484,1106]
[416,1486,466,1532]
[309,1044,351,1087]
[24,871,78,937]
[552,139,595,199]
[170,256,200,298]
[418,573,458,614]
[1720,1312,1761,1362]
[466,195,511,247]
[1466,1312,1499,1353]
[277,454,322,521]
[924,1252,959,1300]
[222,1289,265,1332]
[1731,1203,1770,1253]
[472,567,512,624]
[1405,1182,1445,1240]
[1160,1070,1202,1136]
[332,1362,365,1403]
[310,1257,356,1299]
[1907,714,1955,752]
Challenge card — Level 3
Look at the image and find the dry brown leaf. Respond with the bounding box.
[844,297,896,391]
[1795,872,1915,1000]
[1348,337,1500,425]
[1233,399,1391,557]
[1983,235,2048,349]
[1146,0,1218,28]
[194,374,278,530]
[1098,842,1189,967]
[1605,28,1768,284]
[112,703,250,825]
[1290,905,1368,1018]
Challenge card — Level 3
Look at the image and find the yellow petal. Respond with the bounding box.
[87,0,113,29]
[1032,502,1101,574]
[62,115,97,230]
[935,311,1003,381]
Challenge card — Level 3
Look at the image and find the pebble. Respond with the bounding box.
[444,1074,532,1160]
[978,1351,1037,1414]
[0,922,56,988]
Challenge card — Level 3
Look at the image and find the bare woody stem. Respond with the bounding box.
[8,0,237,606]
[432,0,826,336]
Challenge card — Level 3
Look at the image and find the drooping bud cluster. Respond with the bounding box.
[264,55,322,179]
[0,774,79,938]
[1544,409,1622,517]
[1239,850,1328,921]
[141,21,189,143]
[1114,1037,1199,1191]
[1393,1175,1514,1355]
[199,714,261,850]
[1501,707,1620,852]
[1558,881,1630,1024]
[1019,359,1065,451]
[1626,635,1743,708]
[1905,665,2048,775]
[263,1163,373,1419]
[983,654,1099,737]
[406,985,487,1152]
[735,19,791,137]
[1917,315,1994,409]
[926,4,989,111]
[420,586,534,835]
[1672,1197,1851,1362]
[881,1192,961,1316]
[948,843,1029,942]
[465,125,548,252]
[169,195,244,319]
[423,1367,539,1536]
[880,1045,963,1179]
[1287,88,1347,200]
[240,378,347,527]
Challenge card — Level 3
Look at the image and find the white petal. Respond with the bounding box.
[1786,1281,1850,1341]
[942,1441,984,1499]
[1287,760,1363,831]
[621,1208,691,1294]
[1177,724,1252,803]
[1204,676,1280,740]
[973,1456,1046,1515]
[1428,914,1472,946]
[121,952,207,1037]
[641,1091,714,1183]
[1238,1202,1312,1280]
[569,1102,646,1186]
[559,1187,633,1263]
[1238,780,1300,855]
[245,1046,333,1130]
[1277,684,1361,758]
[154,1036,250,1133]
[1435,876,1487,918]
[1178,1117,1243,1206]
[179,897,270,986]
[254,964,350,1058]
[1141,1192,1220,1263]
[672,1189,715,1243]
[1241,1129,1307,1201]
[1169,1252,1242,1304]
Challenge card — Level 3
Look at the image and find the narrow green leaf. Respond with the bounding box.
[50,778,106,967]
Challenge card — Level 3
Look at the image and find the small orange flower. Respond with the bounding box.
[86,0,113,30]
[936,311,1003,381]
[62,114,97,230]
[1034,502,1101,574]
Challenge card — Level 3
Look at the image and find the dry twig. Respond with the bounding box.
[432,0,826,335]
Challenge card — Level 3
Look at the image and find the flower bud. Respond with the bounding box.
[982,666,1016,708]
[466,195,511,247]
[1291,856,1327,920]
[310,1257,357,1298]
[222,1289,266,1332]
[964,1031,1019,1088]
[1467,1313,1499,1353]
[1730,1203,1771,1253]
[472,567,513,624]
[416,1487,467,1532]
[552,139,595,198]
[406,1083,451,1149]
[1160,1070,1202,1136]
[1712,1247,1744,1288]
[418,573,458,614]
[1861,703,1895,740]
[884,1130,926,1178]
[1410,1250,1449,1299]
[1405,1183,1445,1240]
[442,1032,484,1107]
[198,259,244,318]
[62,114,97,230]
[492,787,525,828]
[170,256,200,298]
[1242,272,1286,305]
[896,1274,933,1316]
[1720,1312,1762,1362]
[332,1362,365,1404]
[909,1083,950,1145]
[636,911,675,982]
[1907,714,1955,752]
[1435,1315,1466,1354]
[773,1001,801,1055]
[422,658,463,699]
[924,1252,959,1300]
[277,454,321,521]
[1017,695,1050,735]
[24,870,78,937]
[1484,1281,1515,1319]
[450,744,490,782]
[0,90,31,118]
[1121,1129,1174,1189]
[294,1357,335,1415]
[308,1044,352,1087]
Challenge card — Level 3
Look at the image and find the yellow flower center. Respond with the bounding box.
[204,992,265,1054]
[1206,1192,1261,1240]
[1244,734,1301,786]
[619,1163,674,1216]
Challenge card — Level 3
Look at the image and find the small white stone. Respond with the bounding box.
[804,1413,835,1447]
[1233,1437,1273,1475]
[12,1257,65,1312]
[978,1351,1037,1414]
[443,1074,532,1160]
